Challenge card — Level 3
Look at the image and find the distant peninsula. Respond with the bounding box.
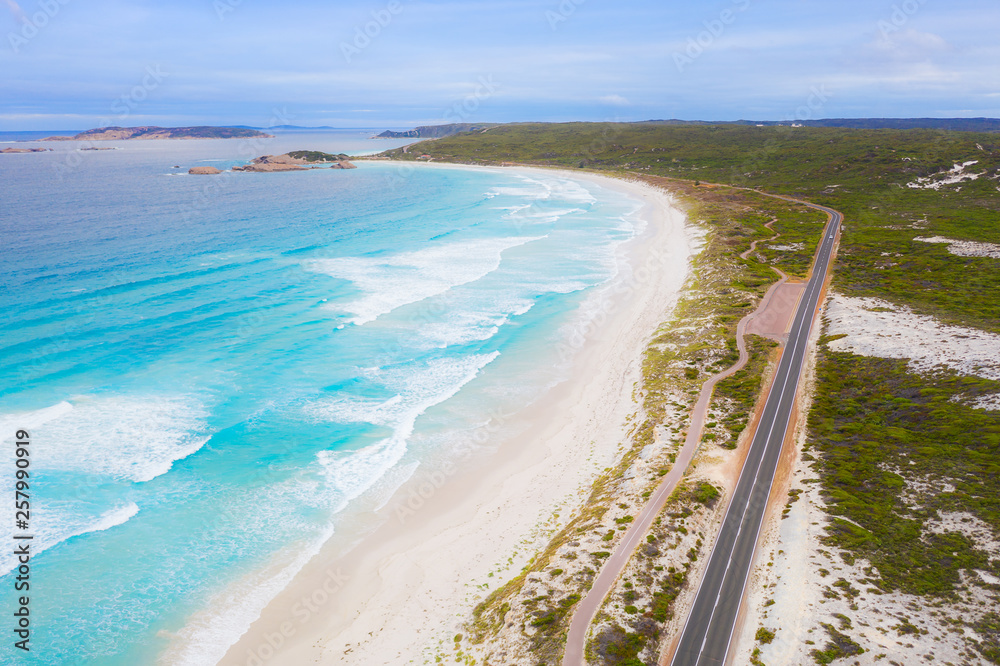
[376,123,498,139]
[41,126,274,141]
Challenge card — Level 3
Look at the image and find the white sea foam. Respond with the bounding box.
[0,502,139,576]
[0,400,74,436]
[309,237,543,325]
[417,313,506,348]
[504,206,586,226]
[488,184,552,199]
[159,527,335,666]
[548,179,598,204]
[307,353,499,504]
[157,451,423,666]
[1,395,210,483]
[413,292,535,349]
[488,174,597,205]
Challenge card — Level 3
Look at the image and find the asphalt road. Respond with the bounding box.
[561,228,796,666]
[669,202,842,666]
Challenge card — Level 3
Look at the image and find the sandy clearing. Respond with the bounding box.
[907,160,986,190]
[913,235,1000,259]
[824,293,1000,380]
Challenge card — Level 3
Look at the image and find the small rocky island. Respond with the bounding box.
[231,150,357,172]
[1,147,50,153]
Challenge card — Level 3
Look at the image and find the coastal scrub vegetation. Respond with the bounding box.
[286,150,350,162]
[710,334,779,449]
[586,483,720,666]
[391,122,1000,663]
[807,341,1000,598]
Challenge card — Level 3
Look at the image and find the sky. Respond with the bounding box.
[1,0,998,130]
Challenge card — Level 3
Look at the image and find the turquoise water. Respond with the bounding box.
[0,132,642,664]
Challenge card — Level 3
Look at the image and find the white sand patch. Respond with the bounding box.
[768,242,804,252]
[978,571,1000,586]
[907,160,986,190]
[913,235,1000,259]
[735,438,998,666]
[879,465,955,511]
[824,293,1000,380]
[925,511,1000,554]
[969,393,1000,411]
[743,456,997,666]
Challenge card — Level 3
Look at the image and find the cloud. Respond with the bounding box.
[599,94,630,106]
[4,0,25,22]
[856,29,951,67]
[836,28,958,88]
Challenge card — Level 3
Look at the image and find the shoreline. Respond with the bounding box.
[209,165,693,665]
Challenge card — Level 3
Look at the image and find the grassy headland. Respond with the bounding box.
[385,122,1000,331]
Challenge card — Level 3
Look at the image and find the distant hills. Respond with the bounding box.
[28,118,1000,146]
[643,118,1000,132]
[264,125,341,130]
[42,126,273,141]
[376,123,499,139]
[375,118,1000,140]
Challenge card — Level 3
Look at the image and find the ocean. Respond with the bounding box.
[0,130,644,664]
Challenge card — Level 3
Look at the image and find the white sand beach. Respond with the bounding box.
[208,167,693,666]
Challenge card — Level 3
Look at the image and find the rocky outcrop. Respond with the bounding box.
[233,152,357,172]
[188,166,222,175]
[0,147,49,153]
[232,162,307,172]
[251,153,310,165]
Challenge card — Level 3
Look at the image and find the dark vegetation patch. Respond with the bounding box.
[973,612,1000,664]
[711,334,779,448]
[810,623,865,664]
[808,344,1000,597]
[286,150,350,162]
